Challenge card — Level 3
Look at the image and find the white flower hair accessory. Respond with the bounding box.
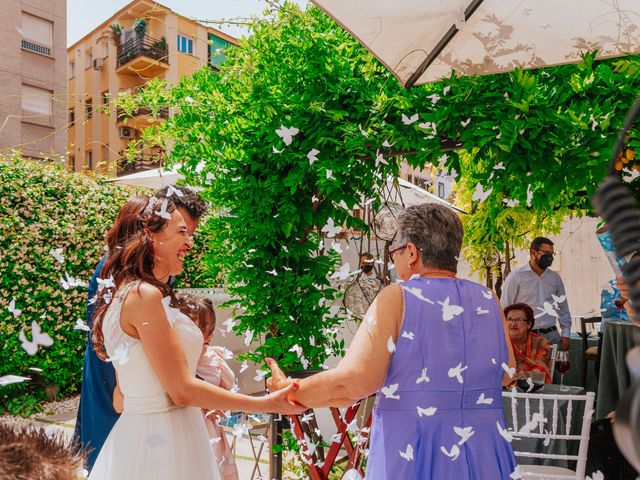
[142,197,159,218]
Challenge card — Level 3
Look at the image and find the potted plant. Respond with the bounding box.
[109,23,122,46]
[133,19,147,39]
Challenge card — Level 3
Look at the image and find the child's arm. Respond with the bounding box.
[113,373,124,413]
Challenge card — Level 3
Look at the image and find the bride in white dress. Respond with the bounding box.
[88,196,303,480]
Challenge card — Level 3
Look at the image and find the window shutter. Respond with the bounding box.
[22,12,52,46]
[21,84,52,115]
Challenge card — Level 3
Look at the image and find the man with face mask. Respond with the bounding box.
[501,237,572,351]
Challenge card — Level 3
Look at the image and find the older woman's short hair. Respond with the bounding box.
[395,203,463,272]
[0,422,84,479]
[504,303,536,331]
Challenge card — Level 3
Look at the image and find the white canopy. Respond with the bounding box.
[107,164,185,189]
[387,177,466,213]
[311,0,640,87]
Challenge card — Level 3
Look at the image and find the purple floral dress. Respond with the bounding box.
[365,277,517,479]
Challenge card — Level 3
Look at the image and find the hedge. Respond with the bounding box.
[0,154,211,415]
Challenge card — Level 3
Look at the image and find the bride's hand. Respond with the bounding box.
[263,382,306,415]
[265,358,291,392]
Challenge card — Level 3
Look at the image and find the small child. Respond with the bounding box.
[176,293,239,480]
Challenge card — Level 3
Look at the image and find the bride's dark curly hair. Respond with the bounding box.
[92,195,178,359]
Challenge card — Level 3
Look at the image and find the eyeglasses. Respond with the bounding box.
[389,243,407,262]
[506,317,528,323]
[537,250,556,257]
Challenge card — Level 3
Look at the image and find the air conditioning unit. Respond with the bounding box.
[119,127,135,139]
[93,58,104,70]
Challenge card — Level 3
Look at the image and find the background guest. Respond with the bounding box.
[501,237,572,351]
[505,303,552,383]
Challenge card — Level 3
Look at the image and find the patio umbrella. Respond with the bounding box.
[311,0,640,87]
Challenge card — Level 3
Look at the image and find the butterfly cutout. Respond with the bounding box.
[501,362,516,378]
[387,336,396,353]
[49,248,65,263]
[166,185,184,198]
[526,184,533,207]
[321,217,342,238]
[275,125,299,146]
[381,383,400,399]
[358,124,369,137]
[155,199,171,220]
[416,368,431,384]
[239,360,249,373]
[401,330,415,340]
[448,363,468,384]
[107,341,130,365]
[472,182,492,203]
[535,301,558,318]
[8,297,22,318]
[399,443,414,461]
[0,375,31,386]
[19,321,53,355]
[97,275,115,292]
[402,113,419,125]
[417,406,437,417]
[437,296,464,321]
[476,393,494,405]
[440,444,460,461]
[330,262,352,281]
[307,149,319,165]
[454,426,475,445]
[476,307,490,315]
[497,421,517,442]
[254,369,268,382]
[74,318,90,332]
[482,290,493,300]
[402,286,435,304]
[461,118,471,127]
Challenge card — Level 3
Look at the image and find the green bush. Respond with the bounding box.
[0,154,211,415]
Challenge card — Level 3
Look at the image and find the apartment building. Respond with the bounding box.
[67,0,237,174]
[0,0,67,159]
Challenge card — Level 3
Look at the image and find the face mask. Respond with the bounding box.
[362,265,374,274]
[536,253,554,269]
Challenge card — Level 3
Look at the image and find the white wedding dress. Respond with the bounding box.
[89,282,220,480]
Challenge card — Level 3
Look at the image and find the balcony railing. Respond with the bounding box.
[117,153,163,176]
[116,35,169,69]
[116,106,169,123]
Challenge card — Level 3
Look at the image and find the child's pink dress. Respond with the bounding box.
[196,346,239,480]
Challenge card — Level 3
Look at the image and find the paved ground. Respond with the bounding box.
[16,407,271,479]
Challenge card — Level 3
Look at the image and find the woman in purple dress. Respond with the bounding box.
[268,203,517,479]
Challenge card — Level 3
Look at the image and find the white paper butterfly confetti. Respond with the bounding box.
[448,363,468,384]
[440,444,460,461]
[0,375,31,386]
[19,321,53,355]
[49,248,65,263]
[275,125,299,146]
[8,297,22,318]
[155,199,171,220]
[402,113,419,125]
[416,368,431,384]
[476,393,494,405]
[472,182,492,203]
[307,149,319,165]
[321,217,342,238]
[417,406,437,417]
[74,318,90,332]
[381,383,400,399]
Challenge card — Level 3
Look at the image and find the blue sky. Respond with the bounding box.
[67,0,307,46]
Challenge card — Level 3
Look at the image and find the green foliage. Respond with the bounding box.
[117,2,640,368]
[0,154,210,415]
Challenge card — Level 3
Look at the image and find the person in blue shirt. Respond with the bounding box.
[73,185,208,471]
[595,278,631,379]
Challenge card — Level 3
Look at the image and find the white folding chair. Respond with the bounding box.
[502,390,596,480]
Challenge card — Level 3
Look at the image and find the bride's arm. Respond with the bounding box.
[120,283,303,415]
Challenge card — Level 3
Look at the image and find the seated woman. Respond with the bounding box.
[505,303,552,383]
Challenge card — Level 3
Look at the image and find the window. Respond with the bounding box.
[208,34,232,68]
[85,49,93,69]
[104,42,109,57]
[69,155,75,171]
[86,150,93,170]
[102,91,109,105]
[437,182,445,198]
[69,108,75,124]
[69,60,75,78]
[177,34,193,54]
[21,12,52,55]
[21,84,52,116]
[102,145,109,163]
[86,99,93,119]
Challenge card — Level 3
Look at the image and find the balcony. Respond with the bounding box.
[117,152,163,176]
[116,35,169,76]
[117,106,169,130]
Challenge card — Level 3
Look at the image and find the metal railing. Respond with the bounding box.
[117,106,169,123]
[21,39,51,56]
[116,153,163,175]
[116,35,169,68]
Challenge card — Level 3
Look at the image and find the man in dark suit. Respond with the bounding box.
[73,186,208,471]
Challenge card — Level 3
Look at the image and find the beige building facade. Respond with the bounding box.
[67,0,236,174]
[0,0,67,159]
